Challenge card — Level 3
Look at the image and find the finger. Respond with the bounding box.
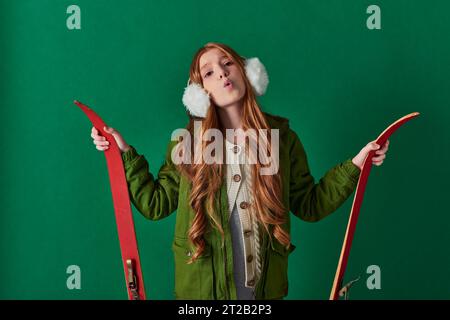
[367,141,380,151]
[372,154,386,161]
[373,160,383,166]
[104,126,115,134]
[377,141,389,153]
[375,142,390,155]
[93,139,110,146]
[91,132,103,140]
[96,145,109,151]
[91,133,106,141]
[91,127,104,138]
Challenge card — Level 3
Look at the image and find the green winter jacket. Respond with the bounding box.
[121,112,361,300]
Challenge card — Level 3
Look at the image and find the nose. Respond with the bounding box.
[218,66,229,79]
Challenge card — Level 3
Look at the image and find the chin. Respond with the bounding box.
[213,90,245,108]
[225,94,245,106]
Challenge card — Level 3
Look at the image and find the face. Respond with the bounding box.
[199,48,246,109]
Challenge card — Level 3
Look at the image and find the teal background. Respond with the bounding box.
[1,0,448,299]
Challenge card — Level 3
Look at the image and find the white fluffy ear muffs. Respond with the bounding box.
[244,57,269,96]
[181,82,211,118]
[182,57,269,118]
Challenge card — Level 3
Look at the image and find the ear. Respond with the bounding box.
[182,82,210,118]
[245,57,269,96]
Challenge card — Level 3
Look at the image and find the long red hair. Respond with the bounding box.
[177,42,290,263]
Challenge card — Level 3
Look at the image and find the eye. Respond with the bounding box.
[204,71,212,78]
[225,61,233,66]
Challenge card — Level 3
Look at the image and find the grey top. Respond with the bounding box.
[229,202,256,300]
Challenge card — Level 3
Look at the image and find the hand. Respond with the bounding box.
[352,139,390,170]
[90,126,131,153]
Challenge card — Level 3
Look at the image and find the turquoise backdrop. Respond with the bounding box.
[1,0,448,299]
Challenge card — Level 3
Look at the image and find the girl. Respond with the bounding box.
[90,42,389,300]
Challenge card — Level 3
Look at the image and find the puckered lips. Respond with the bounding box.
[223,79,233,89]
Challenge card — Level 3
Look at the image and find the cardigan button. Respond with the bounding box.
[186,250,192,257]
[233,174,241,182]
[247,279,255,287]
[246,255,254,263]
[233,145,241,154]
[244,230,252,237]
[240,201,249,209]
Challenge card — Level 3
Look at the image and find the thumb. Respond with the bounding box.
[370,142,380,150]
[104,126,114,134]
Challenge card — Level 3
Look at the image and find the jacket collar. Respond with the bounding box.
[262,112,290,132]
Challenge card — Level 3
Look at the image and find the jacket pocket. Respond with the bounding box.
[263,240,296,299]
[172,237,214,299]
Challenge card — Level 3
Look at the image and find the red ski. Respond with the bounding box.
[330,112,420,300]
[75,100,146,300]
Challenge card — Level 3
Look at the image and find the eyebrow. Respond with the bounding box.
[200,55,229,72]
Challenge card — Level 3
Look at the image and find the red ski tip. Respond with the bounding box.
[74,100,88,109]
